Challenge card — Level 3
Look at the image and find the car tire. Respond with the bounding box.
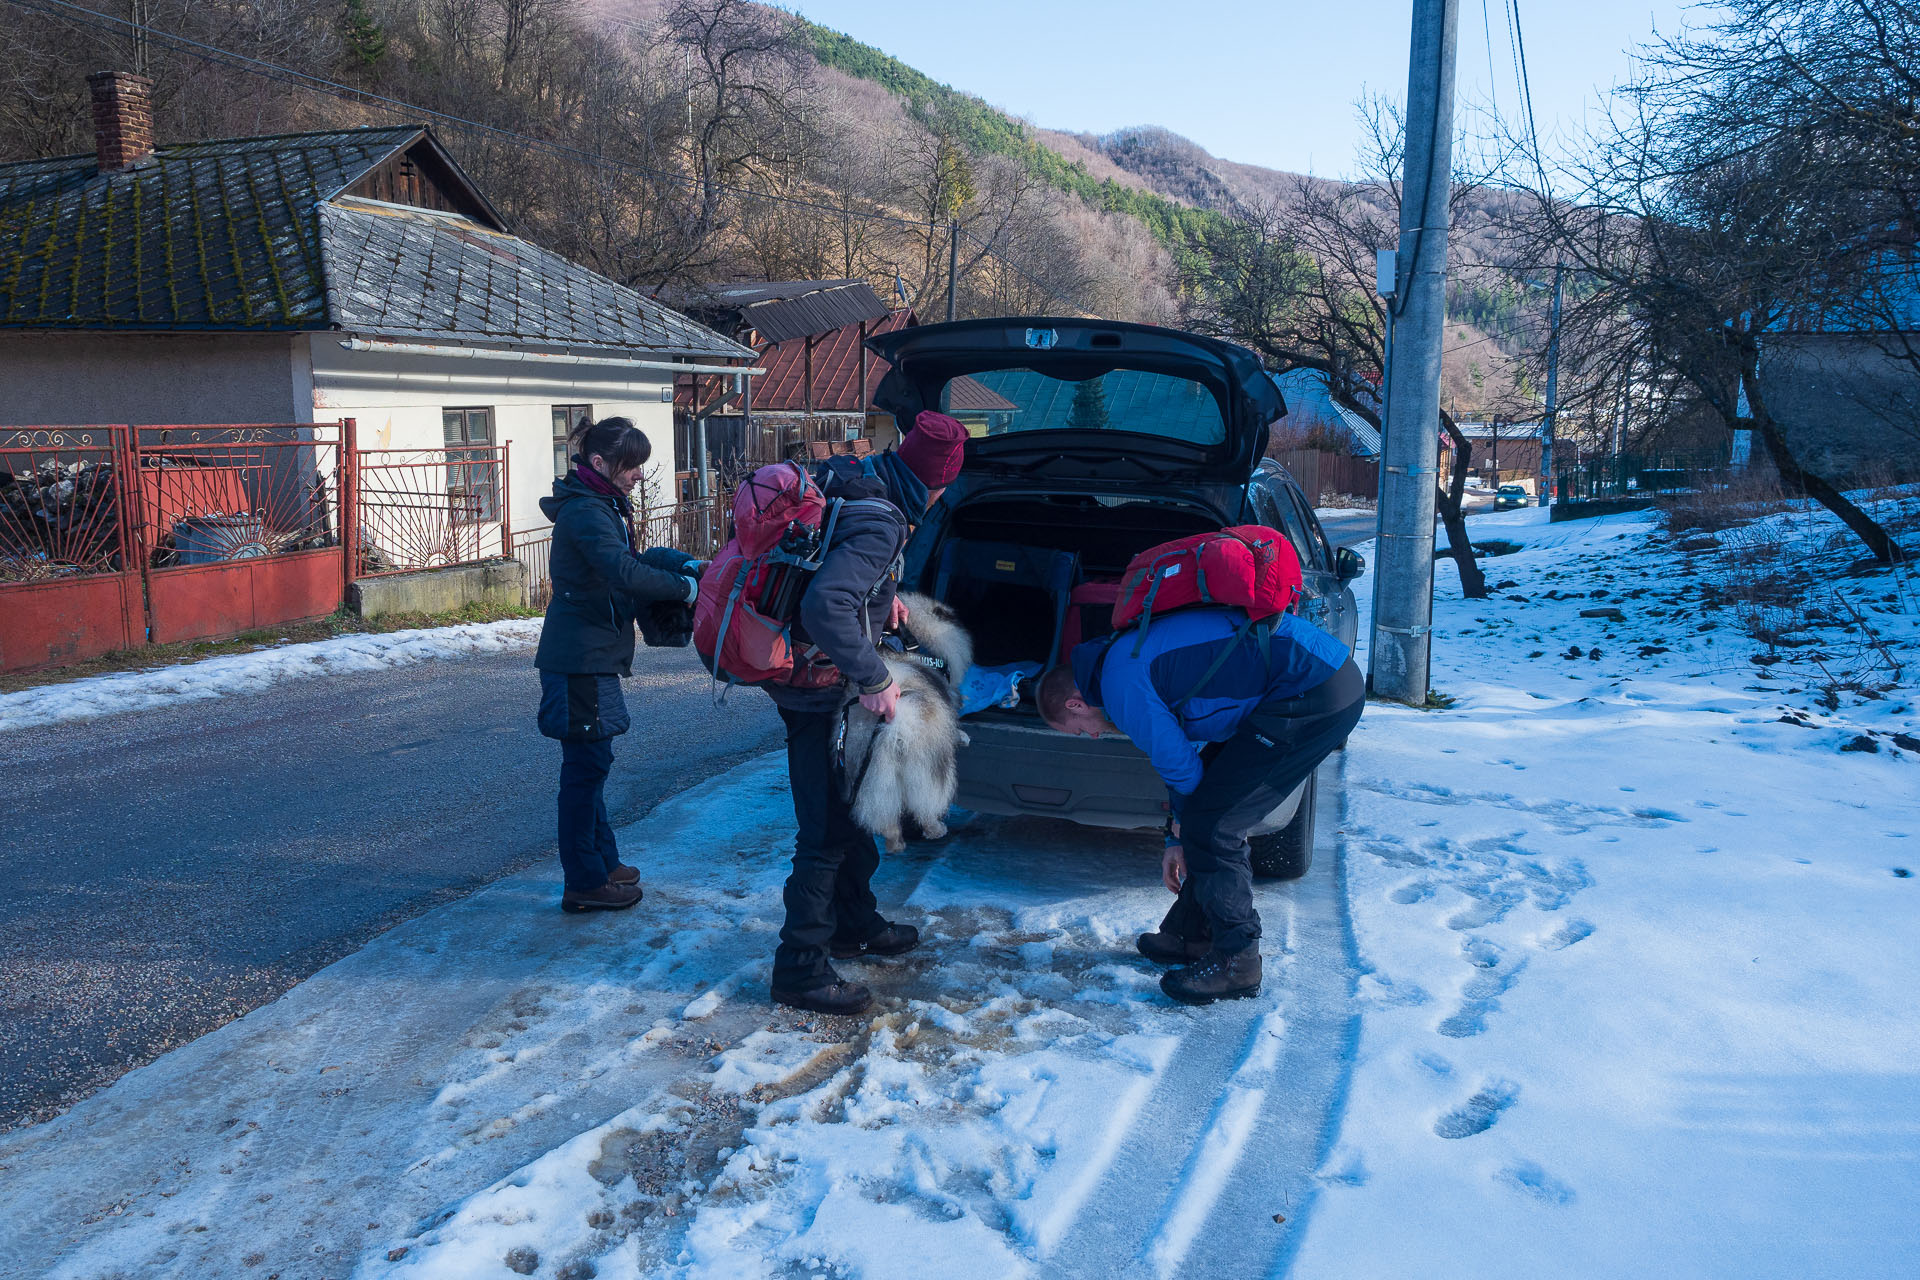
[1250,772,1316,881]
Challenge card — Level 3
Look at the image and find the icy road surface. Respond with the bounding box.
[0,752,1355,1280]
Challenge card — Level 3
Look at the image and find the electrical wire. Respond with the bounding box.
[1507,0,1550,192]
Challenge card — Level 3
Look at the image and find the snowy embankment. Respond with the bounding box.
[1302,494,1920,1277]
[0,619,542,732]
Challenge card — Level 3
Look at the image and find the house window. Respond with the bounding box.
[443,407,498,523]
[552,404,591,477]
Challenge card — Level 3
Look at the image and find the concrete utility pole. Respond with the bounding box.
[1540,262,1563,506]
[946,220,960,323]
[1370,0,1459,705]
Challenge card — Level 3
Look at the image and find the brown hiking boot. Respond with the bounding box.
[560,880,643,914]
[1161,948,1263,1005]
[831,922,920,960]
[608,863,640,887]
[1136,930,1212,966]
[772,980,873,1016]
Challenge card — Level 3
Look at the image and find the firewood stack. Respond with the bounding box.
[0,458,121,578]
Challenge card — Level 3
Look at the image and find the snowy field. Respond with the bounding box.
[2,495,1916,1278]
[0,619,543,732]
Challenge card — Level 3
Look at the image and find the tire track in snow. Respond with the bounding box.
[1045,757,1359,1279]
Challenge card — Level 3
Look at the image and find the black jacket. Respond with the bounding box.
[534,472,699,677]
[766,460,911,712]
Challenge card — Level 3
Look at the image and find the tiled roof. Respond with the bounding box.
[0,125,749,359]
[0,127,417,329]
[751,309,1013,413]
[320,201,752,358]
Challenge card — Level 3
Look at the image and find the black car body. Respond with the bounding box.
[869,318,1362,842]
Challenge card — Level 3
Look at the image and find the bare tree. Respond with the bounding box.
[1501,0,1908,562]
[1182,96,1493,596]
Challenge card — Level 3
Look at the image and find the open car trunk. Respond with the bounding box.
[909,487,1227,715]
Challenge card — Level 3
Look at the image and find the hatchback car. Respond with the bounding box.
[1495,483,1531,510]
[868,318,1364,879]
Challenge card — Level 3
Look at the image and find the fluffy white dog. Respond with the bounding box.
[840,592,974,853]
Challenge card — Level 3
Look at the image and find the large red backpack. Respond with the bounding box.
[1110,525,1301,657]
[693,462,846,692]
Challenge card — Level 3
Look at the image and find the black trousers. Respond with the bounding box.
[1160,659,1366,955]
[772,705,885,992]
[557,737,619,891]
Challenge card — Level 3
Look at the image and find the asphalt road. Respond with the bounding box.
[0,645,782,1132]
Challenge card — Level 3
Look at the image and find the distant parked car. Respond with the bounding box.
[1495,483,1530,510]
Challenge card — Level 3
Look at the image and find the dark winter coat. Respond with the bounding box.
[534,471,701,678]
[765,458,912,712]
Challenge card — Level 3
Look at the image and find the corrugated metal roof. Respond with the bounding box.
[0,125,748,359]
[1269,368,1382,456]
[689,278,892,344]
[1454,419,1544,439]
[750,309,1013,412]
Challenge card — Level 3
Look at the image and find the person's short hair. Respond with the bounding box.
[569,415,651,473]
[1036,664,1082,728]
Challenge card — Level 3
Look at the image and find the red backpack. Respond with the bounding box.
[1110,525,1301,655]
[693,462,847,692]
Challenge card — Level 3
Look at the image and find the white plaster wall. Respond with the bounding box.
[307,339,676,540]
[0,332,304,424]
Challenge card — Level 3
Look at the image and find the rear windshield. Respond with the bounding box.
[940,368,1226,445]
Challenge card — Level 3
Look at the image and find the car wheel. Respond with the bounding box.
[1250,772,1315,881]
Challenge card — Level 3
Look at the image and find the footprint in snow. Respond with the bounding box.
[1434,1080,1519,1139]
[1538,920,1595,951]
[1497,1160,1576,1205]
[1389,880,1435,905]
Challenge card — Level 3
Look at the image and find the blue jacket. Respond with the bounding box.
[1070,608,1351,806]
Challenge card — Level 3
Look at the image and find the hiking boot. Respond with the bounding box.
[1136,929,1212,966]
[772,979,873,1016]
[831,922,920,960]
[1161,948,1263,1005]
[560,880,643,914]
[608,862,641,887]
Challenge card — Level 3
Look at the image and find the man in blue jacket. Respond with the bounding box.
[1037,608,1364,1003]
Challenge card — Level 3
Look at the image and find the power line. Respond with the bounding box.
[1507,0,1550,191]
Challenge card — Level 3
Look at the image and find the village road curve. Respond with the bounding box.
[0,644,782,1132]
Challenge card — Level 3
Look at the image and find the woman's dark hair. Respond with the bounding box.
[569,416,651,474]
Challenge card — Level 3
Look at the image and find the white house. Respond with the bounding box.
[0,73,754,548]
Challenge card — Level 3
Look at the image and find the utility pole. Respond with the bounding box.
[1539,262,1563,506]
[945,219,959,323]
[1369,0,1458,705]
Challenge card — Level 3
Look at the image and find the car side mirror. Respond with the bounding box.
[1336,547,1366,583]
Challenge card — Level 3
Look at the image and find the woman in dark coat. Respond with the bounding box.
[534,417,702,913]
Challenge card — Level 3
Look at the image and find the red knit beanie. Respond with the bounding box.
[894,410,968,488]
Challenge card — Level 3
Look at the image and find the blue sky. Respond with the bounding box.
[788,1,1710,178]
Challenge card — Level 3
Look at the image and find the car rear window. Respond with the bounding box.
[942,368,1226,445]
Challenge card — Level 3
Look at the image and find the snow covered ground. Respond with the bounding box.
[0,619,542,732]
[2,494,1916,1279]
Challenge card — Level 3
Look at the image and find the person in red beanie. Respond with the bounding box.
[761,409,968,1016]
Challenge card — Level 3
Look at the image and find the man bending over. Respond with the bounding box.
[1037,607,1364,1004]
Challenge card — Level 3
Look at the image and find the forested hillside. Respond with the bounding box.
[1,0,1541,413]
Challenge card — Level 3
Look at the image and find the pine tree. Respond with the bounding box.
[1066,378,1110,431]
[341,0,388,71]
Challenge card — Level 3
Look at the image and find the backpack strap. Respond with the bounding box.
[1170,613,1264,717]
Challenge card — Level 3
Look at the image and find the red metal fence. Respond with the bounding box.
[355,446,511,577]
[134,424,348,645]
[0,426,144,670]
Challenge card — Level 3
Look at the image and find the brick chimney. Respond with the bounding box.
[87,71,154,172]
